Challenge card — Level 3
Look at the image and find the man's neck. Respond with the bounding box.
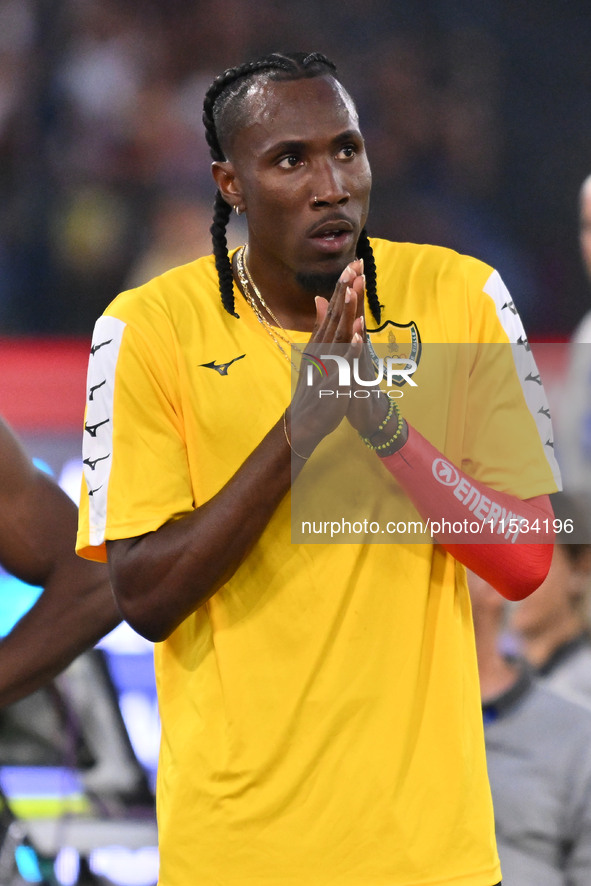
[477,648,519,704]
[238,244,348,333]
[474,619,520,704]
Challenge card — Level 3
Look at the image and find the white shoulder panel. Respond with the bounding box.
[483,270,562,489]
[83,315,127,546]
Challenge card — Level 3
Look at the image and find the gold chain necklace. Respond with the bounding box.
[235,245,298,369]
[242,247,289,334]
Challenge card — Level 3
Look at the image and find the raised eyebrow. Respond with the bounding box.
[264,130,364,160]
[265,140,305,159]
[334,129,364,146]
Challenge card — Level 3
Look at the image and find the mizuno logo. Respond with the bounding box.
[538,406,551,419]
[91,339,112,355]
[85,418,110,437]
[89,380,106,400]
[517,336,531,352]
[524,372,542,385]
[502,301,518,315]
[83,454,110,470]
[200,354,246,376]
[88,485,103,496]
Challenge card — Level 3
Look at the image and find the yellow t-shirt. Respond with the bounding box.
[77,239,558,886]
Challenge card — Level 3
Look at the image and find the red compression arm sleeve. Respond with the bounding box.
[380,425,554,600]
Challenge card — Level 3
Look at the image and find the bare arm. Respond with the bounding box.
[0,418,121,707]
[107,264,366,642]
[107,418,295,642]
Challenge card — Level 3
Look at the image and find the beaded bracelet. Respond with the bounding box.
[360,399,405,456]
[361,397,398,445]
[372,397,396,437]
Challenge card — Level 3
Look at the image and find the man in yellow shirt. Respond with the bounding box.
[77,51,559,885]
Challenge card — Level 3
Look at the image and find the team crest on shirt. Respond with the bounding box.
[366,319,422,386]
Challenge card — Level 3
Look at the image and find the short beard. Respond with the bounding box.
[295,270,341,296]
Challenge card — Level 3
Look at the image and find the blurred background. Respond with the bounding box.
[0,0,589,338]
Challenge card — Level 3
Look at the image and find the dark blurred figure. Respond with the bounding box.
[509,493,591,708]
[556,180,591,492]
[571,175,591,342]
[469,565,591,885]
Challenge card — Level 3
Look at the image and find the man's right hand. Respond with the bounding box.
[287,260,366,458]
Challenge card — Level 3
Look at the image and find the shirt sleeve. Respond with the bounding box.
[461,268,561,498]
[76,312,194,562]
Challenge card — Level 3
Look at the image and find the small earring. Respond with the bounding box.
[234,205,243,216]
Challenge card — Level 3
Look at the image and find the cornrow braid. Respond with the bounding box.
[211,193,236,317]
[203,54,308,162]
[356,229,380,324]
[202,52,338,317]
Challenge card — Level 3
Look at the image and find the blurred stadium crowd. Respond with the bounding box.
[0,0,590,338]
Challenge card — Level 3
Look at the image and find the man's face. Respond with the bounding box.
[226,75,372,290]
[580,180,591,283]
[509,545,576,639]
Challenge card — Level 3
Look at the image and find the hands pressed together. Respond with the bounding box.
[286,260,408,460]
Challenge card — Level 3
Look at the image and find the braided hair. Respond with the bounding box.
[202,51,380,323]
